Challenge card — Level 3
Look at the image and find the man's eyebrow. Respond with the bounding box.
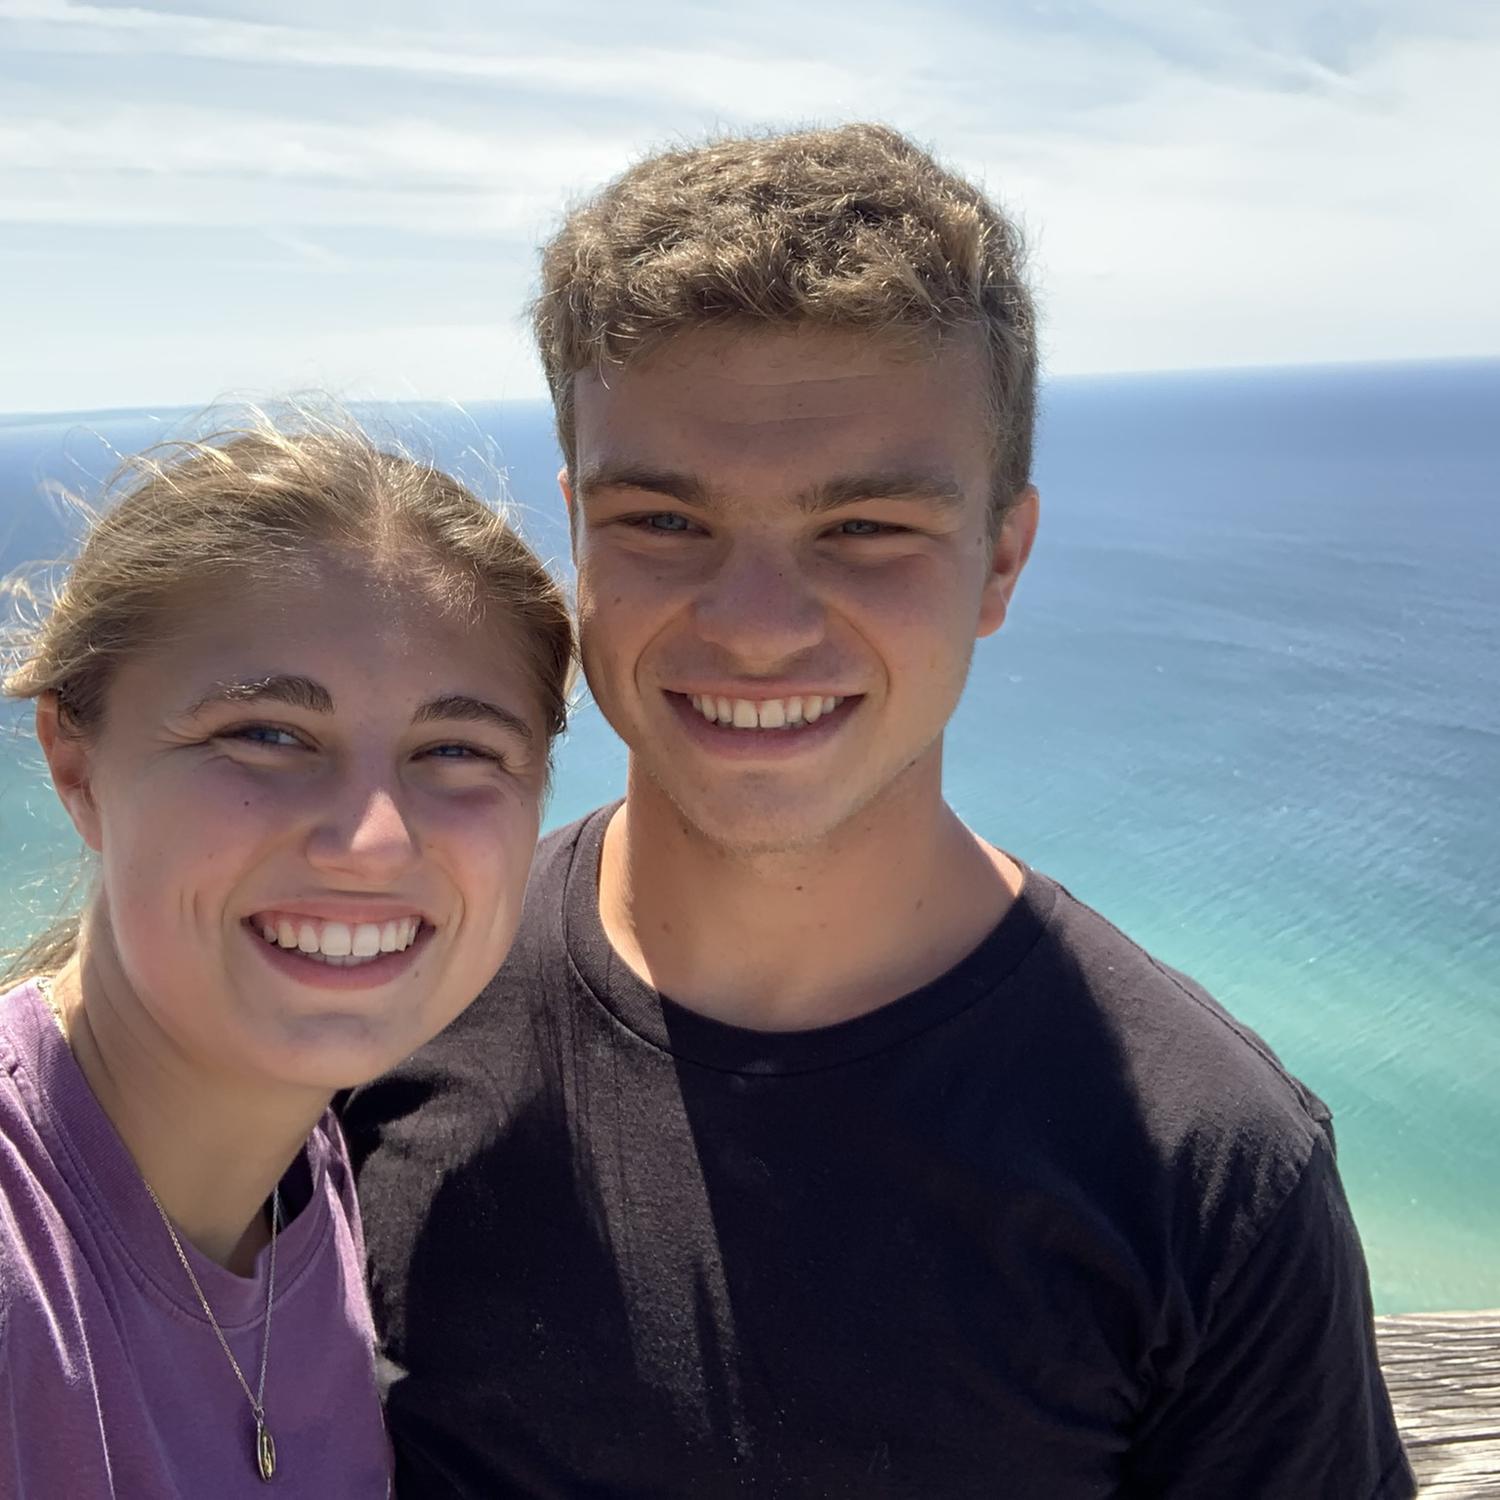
[798,472,968,514]
[184,674,333,716]
[574,463,717,509]
[414,694,534,743]
[574,463,967,515]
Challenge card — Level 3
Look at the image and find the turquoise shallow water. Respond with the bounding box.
[2,362,1496,1313]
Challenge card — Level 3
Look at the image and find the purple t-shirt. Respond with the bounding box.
[0,980,393,1497]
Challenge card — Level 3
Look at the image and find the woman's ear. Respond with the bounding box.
[36,695,104,852]
[559,466,579,559]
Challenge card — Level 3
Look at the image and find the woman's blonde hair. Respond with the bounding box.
[2,412,575,983]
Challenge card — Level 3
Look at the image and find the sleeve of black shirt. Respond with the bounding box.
[1121,1139,1416,1499]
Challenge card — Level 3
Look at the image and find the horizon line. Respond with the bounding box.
[3,352,1498,428]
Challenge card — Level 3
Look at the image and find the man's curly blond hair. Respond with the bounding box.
[532,123,1038,524]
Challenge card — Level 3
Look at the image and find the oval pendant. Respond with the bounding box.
[256,1419,277,1483]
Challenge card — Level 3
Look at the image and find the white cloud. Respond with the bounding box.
[6,310,547,415]
[0,0,866,119]
[0,0,1496,407]
[963,27,1500,372]
[0,110,627,235]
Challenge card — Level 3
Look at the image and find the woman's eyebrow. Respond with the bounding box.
[181,679,532,742]
[414,694,534,742]
[184,674,332,716]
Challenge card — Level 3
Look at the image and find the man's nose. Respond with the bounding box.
[692,541,827,664]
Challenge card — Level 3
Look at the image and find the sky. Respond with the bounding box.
[1,0,1498,414]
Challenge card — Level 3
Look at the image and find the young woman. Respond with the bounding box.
[0,420,573,1496]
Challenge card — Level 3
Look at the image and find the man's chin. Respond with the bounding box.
[644,777,856,860]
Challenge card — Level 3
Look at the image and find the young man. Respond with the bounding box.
[343,125,1414,1498]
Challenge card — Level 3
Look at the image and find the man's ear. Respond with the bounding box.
[976,486,1039,640]
[36,695,104,852]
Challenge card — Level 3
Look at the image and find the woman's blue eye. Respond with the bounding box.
[226,725,302,748]
[837,519,888,536]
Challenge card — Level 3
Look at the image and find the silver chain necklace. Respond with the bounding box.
[36,976,281,1483]
[144,1179,280,1483]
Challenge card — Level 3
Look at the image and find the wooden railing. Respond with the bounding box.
[1376,1311,1500,1496]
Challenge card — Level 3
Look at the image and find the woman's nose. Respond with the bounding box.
[305,779,420,885]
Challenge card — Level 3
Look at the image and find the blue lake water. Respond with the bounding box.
[1,361,1496,1313]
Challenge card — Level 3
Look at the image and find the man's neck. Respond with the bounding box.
[50,944,328,1275]
[598,769,1024,1032]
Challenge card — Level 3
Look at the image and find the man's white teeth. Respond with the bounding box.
[690,694,846,729]
[256,915,421,962]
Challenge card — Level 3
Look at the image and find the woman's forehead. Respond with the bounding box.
[121,559,533,714]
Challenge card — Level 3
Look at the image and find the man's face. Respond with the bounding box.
[566,325,1036,856]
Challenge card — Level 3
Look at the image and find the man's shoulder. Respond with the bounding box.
[533,803,609,869]
[487,802,611,986]
[511,804,607,911]
[1019,868,1328,1132]
[1002,871,1335,1284]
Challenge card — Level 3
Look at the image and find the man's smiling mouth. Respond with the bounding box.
[681,693,849,730]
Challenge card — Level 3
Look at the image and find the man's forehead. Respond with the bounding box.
[572,325,990,469]
[579,323,980,394]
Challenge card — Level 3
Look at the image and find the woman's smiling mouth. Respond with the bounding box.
[244,911,434,986]
[250,912,424,964]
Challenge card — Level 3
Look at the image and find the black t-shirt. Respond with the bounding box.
[343,807,1414,1499]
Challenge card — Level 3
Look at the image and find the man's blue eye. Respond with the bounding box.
[423,744,501,764]
[838,519,887,536]
[642,513,692,532]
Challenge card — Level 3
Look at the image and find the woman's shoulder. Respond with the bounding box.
[0,1086,76,1364]
[0,982,55,1202]
[0,980,53,1111]
[0,983,48,1344]
[297,1107,369,1262]
[0,983,121,1372]
[307,1105,358,1208]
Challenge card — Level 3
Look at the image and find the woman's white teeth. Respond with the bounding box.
[690,693,845,729]
[258,915,421,961]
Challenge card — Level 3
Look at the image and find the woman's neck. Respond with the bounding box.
[46,951,328,1275]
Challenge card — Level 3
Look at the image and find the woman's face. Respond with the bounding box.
[46,547,549,1092]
